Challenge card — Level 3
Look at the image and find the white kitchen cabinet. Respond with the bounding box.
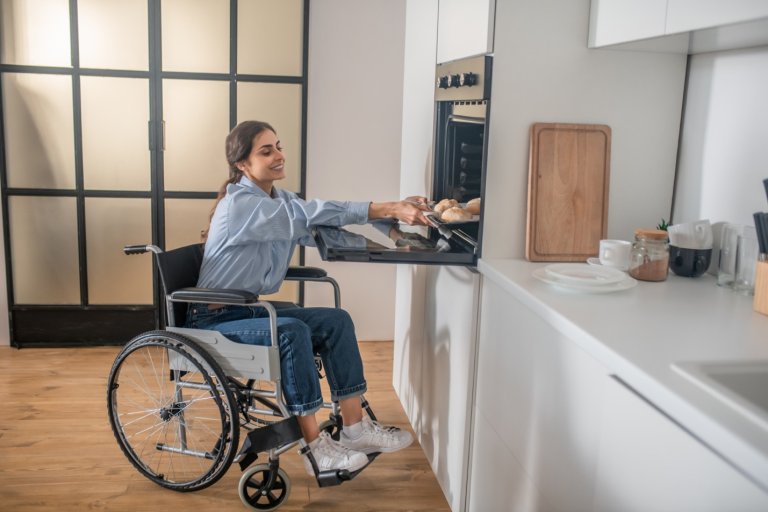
[467,409,540,512]
[436,0,495,63]
[421,266,480,510]
[468,277,609,511]
[594,376,768,512]
[395,265,481,511]
[666,0,768,34]
[589,0,768,52]
[468,271,768,511]
[588,0,668,47]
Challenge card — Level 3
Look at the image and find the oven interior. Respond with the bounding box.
[432,101,488,244]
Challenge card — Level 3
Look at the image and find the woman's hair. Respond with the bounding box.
[202,120,276,240]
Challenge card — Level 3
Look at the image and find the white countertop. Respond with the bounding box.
[478,257,768,491]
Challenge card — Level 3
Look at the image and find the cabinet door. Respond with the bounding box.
[420,265,480,511]
[666,0,768,34]
[469,408,540,512]
[468,278,608,511]
[437,0,494,62]
[588,0,668,47]
[594,377,768,512]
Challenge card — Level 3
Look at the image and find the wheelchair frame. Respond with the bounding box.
[106,243,376,511]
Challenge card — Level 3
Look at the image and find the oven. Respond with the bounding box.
[314,54,492,266]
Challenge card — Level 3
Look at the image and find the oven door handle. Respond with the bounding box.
[448,114,485,125]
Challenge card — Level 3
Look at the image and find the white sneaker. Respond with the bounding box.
[303,431,368,476]
[339,417,414,455]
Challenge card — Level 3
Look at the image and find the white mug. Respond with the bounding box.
[599,239,632,270]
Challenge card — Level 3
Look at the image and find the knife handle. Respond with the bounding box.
[764,178,768,204]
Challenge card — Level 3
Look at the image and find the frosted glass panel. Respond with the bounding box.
[86,198,152,304]
[162,0,228,73]
[9,196,79,304]
[2,73,75,189]
[238,0,303,76]
[78,0,148,70]
[163,79,230,192]
[165,198,213,250]
[81,76,150,191]
[0,0,71,66]
[237,83,302,192]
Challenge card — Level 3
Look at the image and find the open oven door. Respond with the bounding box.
[312,218,478,266]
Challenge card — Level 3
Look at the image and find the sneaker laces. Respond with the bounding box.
[312,431,358,462]
[362,418,402,445]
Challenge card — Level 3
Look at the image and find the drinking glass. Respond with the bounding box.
[733,228,759,295]
[716,223,740,287]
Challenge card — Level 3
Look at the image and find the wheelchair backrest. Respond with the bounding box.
[155,243,205,327]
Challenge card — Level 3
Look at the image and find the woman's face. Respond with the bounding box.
[237,129,285,192]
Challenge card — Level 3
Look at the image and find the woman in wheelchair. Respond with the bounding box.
[187,120,429,476]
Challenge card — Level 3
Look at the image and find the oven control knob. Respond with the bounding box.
[449,74,461,87]
[460,72,477,86]
[437,75,450,89]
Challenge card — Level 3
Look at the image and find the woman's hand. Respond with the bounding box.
[404,195,429,206]
[394,200,431,225]
[368,200,431,225]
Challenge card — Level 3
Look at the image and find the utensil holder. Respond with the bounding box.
[754,260,768,316]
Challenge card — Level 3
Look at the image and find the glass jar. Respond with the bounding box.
[629,229,670,282]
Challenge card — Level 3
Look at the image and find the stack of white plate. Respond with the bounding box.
[532,263,637,293]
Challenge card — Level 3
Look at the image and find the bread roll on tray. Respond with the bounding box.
[465,197,481,215]
[434,198,459,213]
[440,206,473,222]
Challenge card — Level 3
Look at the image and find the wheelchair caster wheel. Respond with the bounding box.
[319,419,342,441]
[239,464,291,511]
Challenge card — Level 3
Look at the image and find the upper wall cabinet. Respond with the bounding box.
[437,0,495,63]
[588,0,668,47]
[589,0,768,53]
[666,0,768,33]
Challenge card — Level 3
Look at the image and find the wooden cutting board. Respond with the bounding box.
[526,123,611,262]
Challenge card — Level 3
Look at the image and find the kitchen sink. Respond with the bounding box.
[672,360,768,431]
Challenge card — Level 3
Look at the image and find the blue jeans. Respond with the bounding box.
[185,304,367,416]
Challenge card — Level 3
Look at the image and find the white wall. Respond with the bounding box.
[483,0,687,259]
[673,45,768,226]
[305,0,407,341]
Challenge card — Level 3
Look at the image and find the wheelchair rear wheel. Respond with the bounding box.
[107,330,239,491]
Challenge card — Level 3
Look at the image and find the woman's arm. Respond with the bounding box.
[227,193,369,244]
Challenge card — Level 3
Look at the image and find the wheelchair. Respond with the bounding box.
[106,243,380,511]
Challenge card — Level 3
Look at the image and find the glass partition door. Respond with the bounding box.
[0,0,308,347]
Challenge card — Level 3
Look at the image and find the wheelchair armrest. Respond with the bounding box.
[283,266,341,309]
[169,287,259,305]
[284,266,328,280]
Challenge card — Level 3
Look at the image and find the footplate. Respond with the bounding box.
[237,416,303,471]
[301,447,380,487]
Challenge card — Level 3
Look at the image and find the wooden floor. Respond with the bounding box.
[0,341,449,512]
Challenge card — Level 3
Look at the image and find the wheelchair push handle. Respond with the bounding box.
[123,244,162,255]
